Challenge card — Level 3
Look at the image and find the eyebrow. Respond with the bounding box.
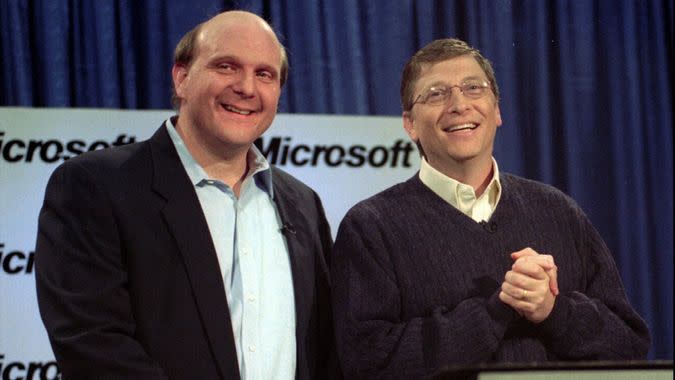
[423,76,488,89]
[210,55,280,76]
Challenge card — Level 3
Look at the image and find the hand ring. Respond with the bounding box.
[522,289,528,299]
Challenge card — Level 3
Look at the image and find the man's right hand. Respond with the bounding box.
[510,248,559,295]
[498,247,559,323]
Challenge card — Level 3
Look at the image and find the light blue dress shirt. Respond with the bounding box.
[166,119,296,380]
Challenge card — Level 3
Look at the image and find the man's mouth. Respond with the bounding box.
[444,123,478,132]
[222,104,254,115]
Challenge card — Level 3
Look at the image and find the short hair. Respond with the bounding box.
[170,17,289,109]
[400,38,500,112]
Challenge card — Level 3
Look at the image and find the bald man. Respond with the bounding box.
[35,11,337,379]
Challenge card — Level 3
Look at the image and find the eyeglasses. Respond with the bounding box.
[412,81,491,107]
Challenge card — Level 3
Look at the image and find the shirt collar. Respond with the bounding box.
[165,117,274,198]
[419,156,502,215]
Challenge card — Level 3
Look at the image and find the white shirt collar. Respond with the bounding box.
[165,117,274,197]
[419,156,502,222]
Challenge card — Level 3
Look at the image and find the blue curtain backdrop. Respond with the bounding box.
[1,0,672,359]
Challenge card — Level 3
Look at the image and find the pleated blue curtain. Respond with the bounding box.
[1,0,672,359]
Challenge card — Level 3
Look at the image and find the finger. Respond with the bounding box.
[501,280,527,300]
[513,254,556,270]
[499,289,526,313]
[504,270,528,289]
[537,254,556,268]
[548,265,559,296]
[499,289,532,317]
[498,290,521,314]
[510,247,538,260]
[503,272,545,301]
[511,261,549,280]
[512,260,558,295]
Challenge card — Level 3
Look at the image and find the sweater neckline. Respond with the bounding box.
[408,174,511,234]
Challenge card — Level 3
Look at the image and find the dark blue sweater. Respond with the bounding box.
[331,173,650,379]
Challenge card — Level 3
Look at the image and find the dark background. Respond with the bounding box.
[1,0,672,359]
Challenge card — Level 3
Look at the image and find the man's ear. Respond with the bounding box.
[172,64,189,98]
[495,103,503,128]
[402,111,419,143]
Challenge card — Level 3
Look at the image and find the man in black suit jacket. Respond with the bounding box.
[35,10,337,379]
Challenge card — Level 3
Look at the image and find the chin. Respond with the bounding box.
[447,152,482,163]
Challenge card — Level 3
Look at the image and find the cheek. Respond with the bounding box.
[418,116,440,137]
[187,73,219,95]
[415,124,438,146]
[263,88,281,105]
[182,78,209,100]
[479,101,501,123]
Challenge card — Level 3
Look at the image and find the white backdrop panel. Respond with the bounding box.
[0,107,418,379]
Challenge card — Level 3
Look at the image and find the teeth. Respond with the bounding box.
[223,104,252,115]
[447,123,477,132]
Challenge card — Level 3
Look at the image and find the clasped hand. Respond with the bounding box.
[498,247,559,323]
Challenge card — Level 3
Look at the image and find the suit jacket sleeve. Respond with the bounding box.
[35,160,168,379]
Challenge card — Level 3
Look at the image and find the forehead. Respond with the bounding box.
[415,55,486,90]
[196,18,282,69]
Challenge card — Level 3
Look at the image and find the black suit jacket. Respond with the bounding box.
[35,124,337,379]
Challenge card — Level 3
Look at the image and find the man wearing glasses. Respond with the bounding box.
[330,38,649,378]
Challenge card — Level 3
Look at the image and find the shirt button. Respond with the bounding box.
[247,295,256,302]
[248,345,256,352]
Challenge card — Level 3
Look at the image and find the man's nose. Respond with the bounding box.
[232,72,256,97]
[445,87,470,114]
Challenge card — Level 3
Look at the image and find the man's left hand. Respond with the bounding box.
[499,248,557,323]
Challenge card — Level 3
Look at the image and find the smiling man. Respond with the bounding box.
[35,11,337,380]
[331,38,649,378]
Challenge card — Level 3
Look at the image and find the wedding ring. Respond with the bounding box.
[522,289,528,299]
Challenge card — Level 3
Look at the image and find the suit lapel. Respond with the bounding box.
[149,125,240,379]
[272,171,316,344]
